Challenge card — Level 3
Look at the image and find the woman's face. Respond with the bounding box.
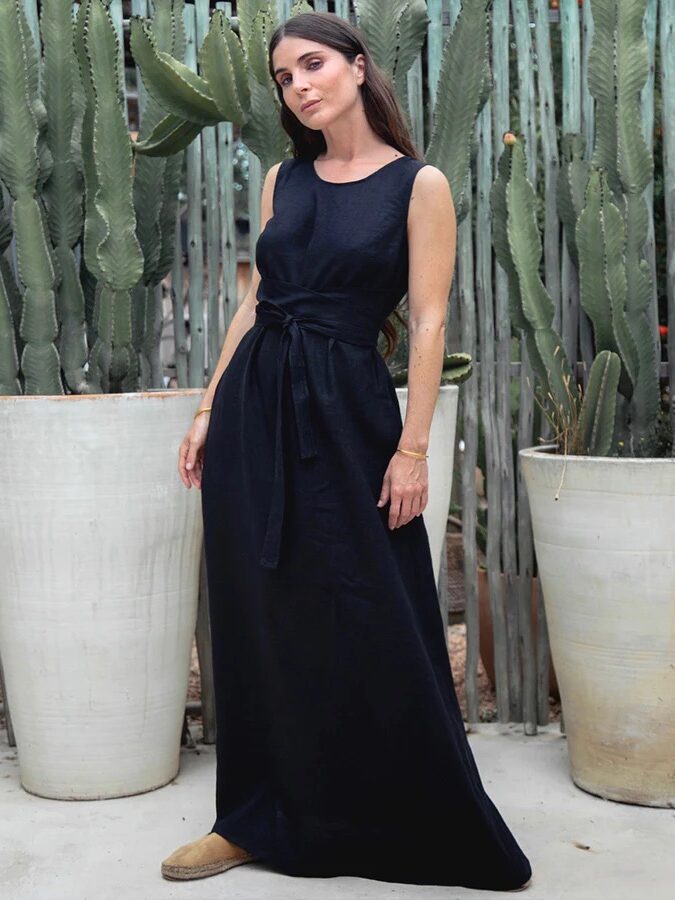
[271,36,364,128]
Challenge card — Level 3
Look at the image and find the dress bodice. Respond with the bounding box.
[254,154,430,330]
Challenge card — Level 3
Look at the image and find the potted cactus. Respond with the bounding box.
[491,0,673,806]
[0,0,203,799]
[130,0,489,586]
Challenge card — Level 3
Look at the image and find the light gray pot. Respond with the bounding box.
[0,390,204,800]
[520,445,675,807]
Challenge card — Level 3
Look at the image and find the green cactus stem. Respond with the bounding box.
[0,0,62,395]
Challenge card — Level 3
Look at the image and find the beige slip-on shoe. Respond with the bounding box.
[161,832,255,881]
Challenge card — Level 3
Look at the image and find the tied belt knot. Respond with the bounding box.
[253,292,379,570]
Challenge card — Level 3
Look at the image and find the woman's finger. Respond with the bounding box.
[399,492,413,525]
[377,473,390,508]
[178,439,191,488]
[388,492,402,529]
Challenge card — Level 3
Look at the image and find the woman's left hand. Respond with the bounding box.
[376,451,428,529]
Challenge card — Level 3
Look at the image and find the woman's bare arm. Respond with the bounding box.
[400,164,457,454]
[377,164,456,529]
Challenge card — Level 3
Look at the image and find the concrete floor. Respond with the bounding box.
[1,721,673,900]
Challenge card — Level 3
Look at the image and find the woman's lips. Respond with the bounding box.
[302,99,321,112]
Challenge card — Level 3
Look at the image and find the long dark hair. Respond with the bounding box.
[267,11,423,362]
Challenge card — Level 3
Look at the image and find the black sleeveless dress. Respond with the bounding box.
[200,155,532,890]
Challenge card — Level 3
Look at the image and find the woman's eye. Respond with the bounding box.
[279,60,321,87]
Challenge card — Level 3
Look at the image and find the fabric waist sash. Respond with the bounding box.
[253,277,383,570]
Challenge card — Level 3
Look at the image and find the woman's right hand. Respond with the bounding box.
[178,413,211,490]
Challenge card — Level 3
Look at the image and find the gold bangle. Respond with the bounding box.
[194,406,212,420]
[397,446,428,460]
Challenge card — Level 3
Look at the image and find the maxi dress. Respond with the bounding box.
[200,154,533,891]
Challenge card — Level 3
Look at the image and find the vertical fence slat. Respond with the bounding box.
[578,1,595,376]
[459,232,480,724]
[334,0,351,23]
[183,2,206,387]
[559,0,581,364]
[215,3,237,343]
[492,0,523,725]
[195,0,223,375]
[662,0,675,439]
[441,0,479,722]
[511,0,540,725]
[171,210,189,388]
[131,0,149,125]
[477,99,510,722]
[643,1,661,366]
[107,1,127,129]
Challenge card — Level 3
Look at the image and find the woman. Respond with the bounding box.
[166,11,532,893]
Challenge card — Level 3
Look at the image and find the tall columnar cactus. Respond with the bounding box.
[0,0,62,395]
[41,0,89,395]
[491,0,663,458]
[0,0,185,396]
[74,0,144,392]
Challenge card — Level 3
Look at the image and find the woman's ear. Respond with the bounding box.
[355,53,366,86]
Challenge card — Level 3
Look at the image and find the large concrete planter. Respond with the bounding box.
[520,446,675,807]
[396,384,459,587]
[0,390,205,800]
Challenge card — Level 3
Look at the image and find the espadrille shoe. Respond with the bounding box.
[161,832,255,881]
[508,877,532,891]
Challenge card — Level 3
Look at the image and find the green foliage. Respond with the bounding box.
[131,0,288,175]
[0,0,186,394]
[390,352,473,386]
[491,0,667,458]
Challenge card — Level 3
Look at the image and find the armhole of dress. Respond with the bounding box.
[271,158,290,217]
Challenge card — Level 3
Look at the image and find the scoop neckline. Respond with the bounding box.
[311,154,409,185]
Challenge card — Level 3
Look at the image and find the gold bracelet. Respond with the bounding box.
[397,446,428,460]
[194,406,212,420]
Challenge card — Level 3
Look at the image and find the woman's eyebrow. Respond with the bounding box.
[273,51,325,77]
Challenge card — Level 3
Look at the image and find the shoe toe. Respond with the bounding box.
[161,835,208,867]
[161,834,254,874]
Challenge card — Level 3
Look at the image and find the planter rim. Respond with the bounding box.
[520,444,675,465]
[0,389,205,403]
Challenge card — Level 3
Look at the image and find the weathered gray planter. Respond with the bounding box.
[0,390,204,800]
[520,446,675,807]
